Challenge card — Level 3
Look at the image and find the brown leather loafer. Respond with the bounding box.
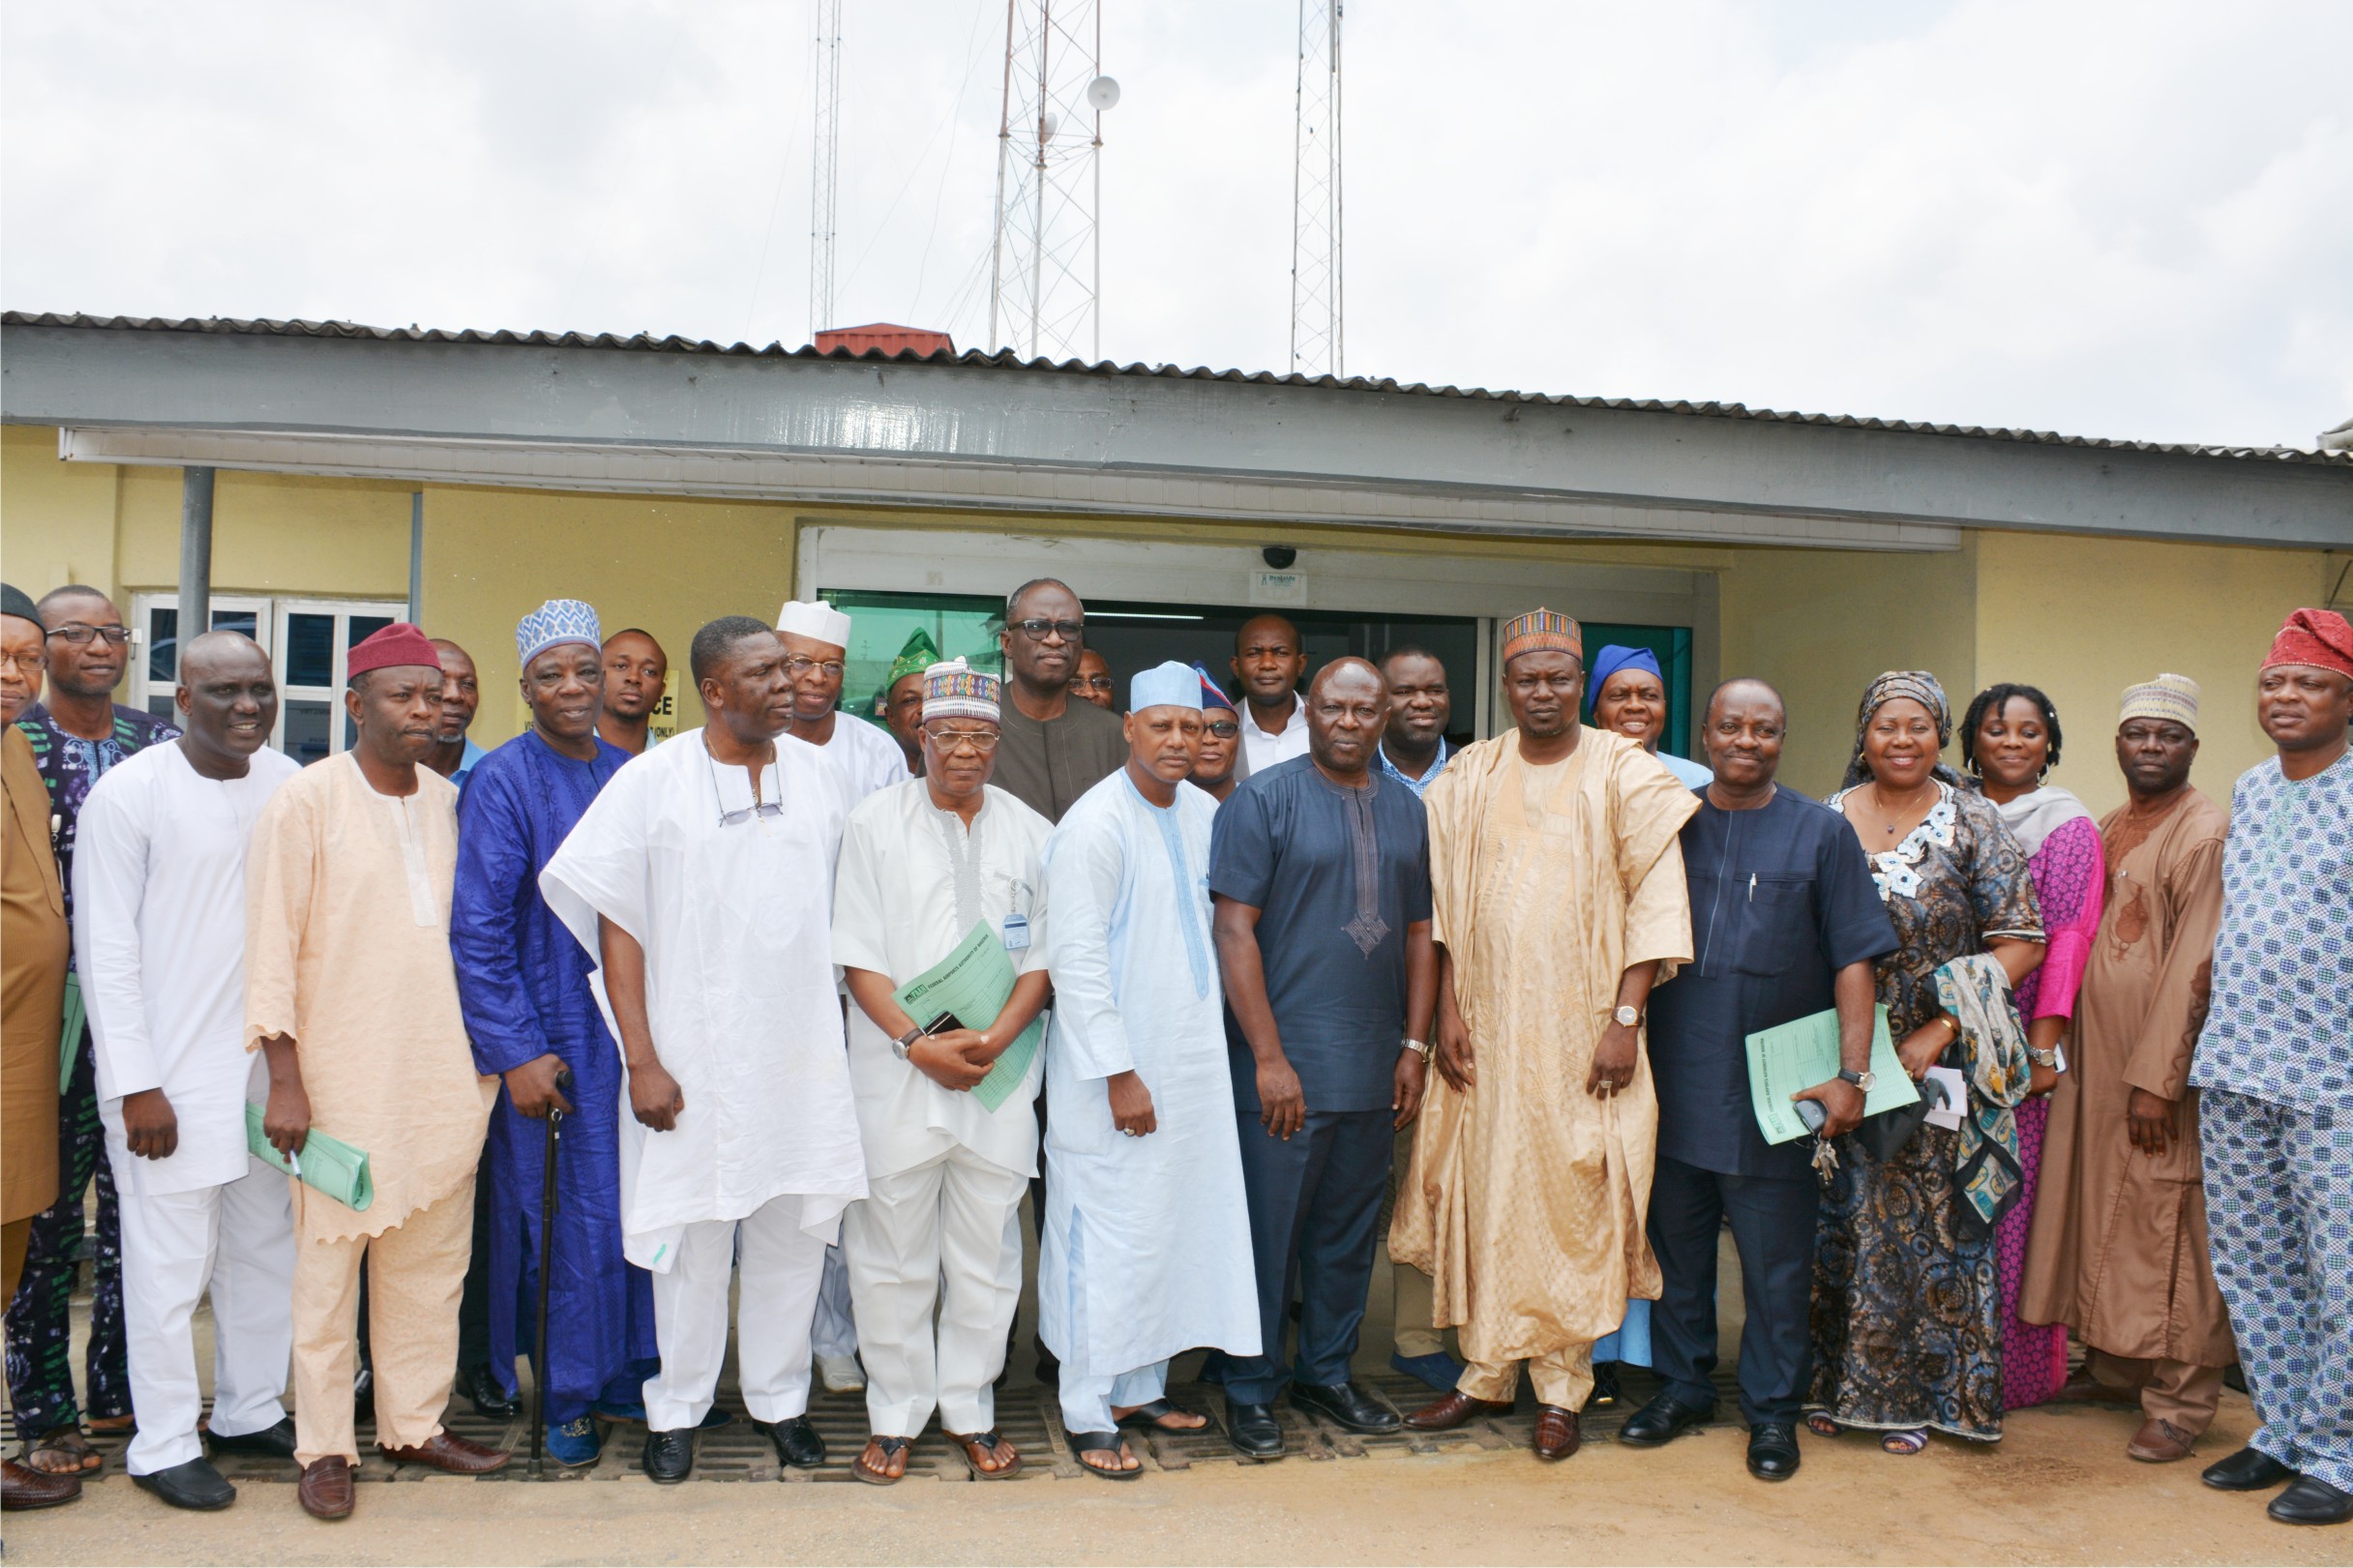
[380,1431,510,1474]
[2,1457,82,1510]
[2127,1417,2196,1464]
[1533,1404,1581,1461]
[297,1456,354,1521]
[1403,1390,1513,1432]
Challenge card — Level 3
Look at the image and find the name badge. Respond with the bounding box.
[1001,913,1031,952]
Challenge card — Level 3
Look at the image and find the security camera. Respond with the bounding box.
[1262,546,1297,571]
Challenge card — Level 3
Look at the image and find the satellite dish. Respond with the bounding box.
[1038,110,1059,142]
[1087,74,1121,110]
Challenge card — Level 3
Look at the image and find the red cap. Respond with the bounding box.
[2263,608,2353,681]
[345,622,442,678]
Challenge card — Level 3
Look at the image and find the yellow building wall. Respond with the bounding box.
[1971,532,2336,817]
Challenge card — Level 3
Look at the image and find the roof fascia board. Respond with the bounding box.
[8,324,2347,548]
[52,425,1958,551]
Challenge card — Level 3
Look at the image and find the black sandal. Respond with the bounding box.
[1116,1398,1207,1434]
[1067,1429,1142,1480]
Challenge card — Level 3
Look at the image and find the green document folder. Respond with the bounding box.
[246,1103,375,1211]
[1745,1004,1919,1145]
[58,971,84,1094]
[892,921,1043,1114]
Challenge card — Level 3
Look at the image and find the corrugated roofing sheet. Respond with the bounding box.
[7,310,2346,469]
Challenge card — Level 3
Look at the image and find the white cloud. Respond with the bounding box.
[3,0,2344,448]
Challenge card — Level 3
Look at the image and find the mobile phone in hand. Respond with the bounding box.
[921,1011,965,1036]
[1795,1098,1829,1135]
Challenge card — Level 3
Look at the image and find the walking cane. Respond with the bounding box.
[527,1066,573,1480]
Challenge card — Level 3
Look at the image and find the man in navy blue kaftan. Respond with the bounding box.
[451,600,656,1466]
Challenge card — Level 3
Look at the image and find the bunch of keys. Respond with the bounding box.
[1797,1097,1840,1178]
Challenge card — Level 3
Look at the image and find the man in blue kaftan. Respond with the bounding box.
[452,600,655,1467]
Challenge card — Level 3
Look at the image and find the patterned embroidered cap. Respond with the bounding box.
[2262,607,2353,680]
[516,598,602,667]
[885,628,941,689]
[776,599,853,650]
[2120,672,2200,733]
[921,657,998,725]
[1191,662,1236,714]
[1130,660,1204,713]
[1500,607,1583,664]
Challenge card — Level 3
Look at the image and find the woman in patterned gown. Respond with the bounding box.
[1808,672,2045,1454]
[1961,683,2104,1410]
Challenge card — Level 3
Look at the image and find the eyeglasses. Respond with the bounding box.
[1011,618,1084,643]
[1070,673,1116,692]
[719,800,785,828]
[45,624,129,646]
[783,657,846,679]
[0,649,47,674]
[1205,720,1239,739]
[925,727,1000,754]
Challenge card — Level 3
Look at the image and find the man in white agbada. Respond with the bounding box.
[74,634,301,1510]
[776,597,905,1393]
[831,658,1053,1483]
[541,615,865,1485]
[1040,661,1259,1479]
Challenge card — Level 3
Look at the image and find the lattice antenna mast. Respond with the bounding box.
[1290,0,1343,377]
[988,1,1115,361]
[809,0,843,340]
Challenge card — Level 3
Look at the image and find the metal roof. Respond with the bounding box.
[7,310,2345,470]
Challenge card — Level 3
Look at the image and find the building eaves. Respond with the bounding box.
[5,309,2347,470]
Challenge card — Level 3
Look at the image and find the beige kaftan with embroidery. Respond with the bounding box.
[1389,728,1697,1369]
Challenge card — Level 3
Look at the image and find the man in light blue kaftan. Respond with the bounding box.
[1039,663,1258,1475]
[451,601,656,1468]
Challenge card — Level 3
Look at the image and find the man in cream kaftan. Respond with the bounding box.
[78,648,303,1502]
[541,622,864,1479]
[1390,609,1697,1448]
[1039,664,1258,1456]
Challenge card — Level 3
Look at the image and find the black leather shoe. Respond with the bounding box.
[204,1416,296,1460]
[754,1415,826,1469]
[2203,1445,2298,1492]
[2269,1476,2353,1525]
[133,1456,236,1510]
[1746,1423,1802,1481]
[640,1428,695,1484]
[1290,1379,1401,1435]
[1586,1360,1624,1409]
[1226,1401,1284,1459]
[457,1363,520,1421]
[1620,1393,1715,1447]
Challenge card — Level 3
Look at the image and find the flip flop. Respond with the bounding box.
[853,1435,910,1486]
[1115,1399,1208,1434]
[948,1430,1023,1481]
[1880,1428,1929,1456]
[26,1428,104,1476]
[1066,1429,1142,1481]
[1803,1412,1842,1438]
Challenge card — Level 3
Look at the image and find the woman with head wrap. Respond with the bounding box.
[1588,646,1711,789]
[1808,672,2046,1455]
[1958,683,2102,1411]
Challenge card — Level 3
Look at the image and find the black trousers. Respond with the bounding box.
[1646,1152,1818,1425]
[1225,1108,1393,1405]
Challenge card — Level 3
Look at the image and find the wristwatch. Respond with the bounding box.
[891,1023,925,1061]
[1838,1068,1877,1093]
[1613,1004,1642,1028]
[1403,1038,1434,1061]
[2026,1045,2060,1069]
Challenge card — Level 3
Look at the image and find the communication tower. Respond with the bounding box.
[810,0,843,340]
[1291,0,1343,377]
[989,1,1118,361]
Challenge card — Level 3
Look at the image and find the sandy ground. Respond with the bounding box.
[8,1221,2341,1564]
[9,1395,2344,1567]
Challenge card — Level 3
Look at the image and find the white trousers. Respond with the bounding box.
[1059,1359,1169,1436]
[112,1152,296,1476]
[843,1145,1028,1437]
[642,1195,831,1433]
[812,1243,859,1359]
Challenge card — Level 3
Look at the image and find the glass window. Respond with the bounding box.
[283,700,333,766]
[147,606,178,682]
[285,613,336,688]
[819,592,1005,725]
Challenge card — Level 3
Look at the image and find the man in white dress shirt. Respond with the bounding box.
[1232,614,1311,778]
[776,597,906,1394]
[831,659,1053,1483]
[1039,662,1260,1478]
[74,633,300,1509]
[541,616,866,1484]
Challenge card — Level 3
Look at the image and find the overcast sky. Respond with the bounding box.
[5,1,2346,449]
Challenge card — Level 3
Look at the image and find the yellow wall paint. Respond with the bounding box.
[2,424,122,591]
[1718,538,1981,798]
[1971,532,2335,817]
[418,485,798,743]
